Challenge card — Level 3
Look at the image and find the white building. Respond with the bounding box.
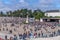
[40,10,60,22]
[45,10,60,17]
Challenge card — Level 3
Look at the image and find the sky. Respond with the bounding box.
[0,0,60,12]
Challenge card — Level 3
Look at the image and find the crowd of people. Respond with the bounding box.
[20,22,60,40]
[0,17,60,40]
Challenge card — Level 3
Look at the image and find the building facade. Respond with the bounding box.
[40,10,60,22]
[45,10,60,17]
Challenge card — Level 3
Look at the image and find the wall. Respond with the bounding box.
[45,12,60,17]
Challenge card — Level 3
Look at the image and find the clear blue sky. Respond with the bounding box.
[0,0,60,12]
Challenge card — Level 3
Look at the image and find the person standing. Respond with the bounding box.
[13,35,18,40]
[22,33,27,40]
[5,35,7,40]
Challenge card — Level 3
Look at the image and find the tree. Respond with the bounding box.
[0,9,45,18]
[20,9,28,18]
[28,10,33,18]
[33,9,45,20]
[6,12,10,17]
[0,11,4,16]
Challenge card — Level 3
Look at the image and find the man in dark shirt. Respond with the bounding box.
[23,33,27,40]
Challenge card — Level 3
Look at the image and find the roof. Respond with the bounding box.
[42,17,60,19]
[45,10,60,13]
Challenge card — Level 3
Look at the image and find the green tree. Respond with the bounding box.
[0,11,4,16]
[33,9,44,20]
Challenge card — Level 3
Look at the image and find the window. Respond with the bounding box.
[46,14,48,16]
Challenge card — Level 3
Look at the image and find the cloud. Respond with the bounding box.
[0,1,12,12]
[0,7,12,12]
[0,0,60,11]
[17,0,29,8]
[19,0,29,6]
[19,0,25,3]
[36,0,60,11]
[0,0,29,12]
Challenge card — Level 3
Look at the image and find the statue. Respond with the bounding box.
[26,15,29,23]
